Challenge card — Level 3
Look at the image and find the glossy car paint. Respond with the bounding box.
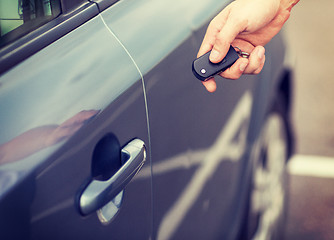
[0,0,291,239]
[0,9,152,239]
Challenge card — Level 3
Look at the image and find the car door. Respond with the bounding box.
[97,0,260,239]
[0,1,152,239]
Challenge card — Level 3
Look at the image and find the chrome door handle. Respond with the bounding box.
[79,139,146,216]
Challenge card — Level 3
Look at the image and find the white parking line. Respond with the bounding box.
[288,154,334,179]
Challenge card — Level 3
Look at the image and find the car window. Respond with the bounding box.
[0,0,61,47]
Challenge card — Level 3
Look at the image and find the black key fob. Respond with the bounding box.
[192,46,239,81]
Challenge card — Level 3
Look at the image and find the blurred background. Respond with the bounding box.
[283,1,334,239]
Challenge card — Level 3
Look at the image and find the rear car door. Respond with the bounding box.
[0,1,152,239]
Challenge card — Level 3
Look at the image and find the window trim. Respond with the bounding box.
[0,2,62,49]
[89,0,119,12]
[0,2,99,76]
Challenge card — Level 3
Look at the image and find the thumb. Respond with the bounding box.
[209,17,247,63]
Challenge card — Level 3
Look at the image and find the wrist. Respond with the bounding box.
[280,0,300,12]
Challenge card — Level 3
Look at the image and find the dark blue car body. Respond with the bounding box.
[0,0,293,239]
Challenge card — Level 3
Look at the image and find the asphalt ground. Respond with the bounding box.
[282,1,334,239]
[286,155,334,240]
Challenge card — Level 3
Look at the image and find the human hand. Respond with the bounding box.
[197,0,292,92]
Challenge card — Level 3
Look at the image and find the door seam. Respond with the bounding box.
[98,13,154,239]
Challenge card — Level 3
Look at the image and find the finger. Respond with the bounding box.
[210,16,248,63]
[253,55,266,74]
[197,23,218,58]
[243,46,265,74]
[202,77,217,92]
[219,57,249,80]
[197,7,230,58]
[197,20,224,58]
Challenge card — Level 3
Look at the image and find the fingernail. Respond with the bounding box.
[210,49,220,62]
[239,62,247,72]
[257,47,265,59]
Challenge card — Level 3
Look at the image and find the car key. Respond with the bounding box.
[192,46,240,81]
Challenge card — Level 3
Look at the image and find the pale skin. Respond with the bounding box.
[197,0,300,92]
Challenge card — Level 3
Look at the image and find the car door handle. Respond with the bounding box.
[79,139,146,216]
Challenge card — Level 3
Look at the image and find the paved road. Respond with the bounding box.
[283,1,334,239]
[286,155,334,240]
[286,173,334,240]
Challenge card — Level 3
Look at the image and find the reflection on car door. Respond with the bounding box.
[0,8,152,240]
[98,0,259,239]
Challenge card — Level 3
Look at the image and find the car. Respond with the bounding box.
[0,0,294,239]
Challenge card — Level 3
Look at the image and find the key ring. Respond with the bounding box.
[234,47,250,58]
